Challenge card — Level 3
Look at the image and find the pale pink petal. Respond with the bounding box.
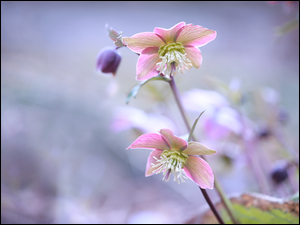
[185,46,203,68]
[145,150,163,177]
[159,129,187,151]
[122,32,165,53]
[153,22,186,44]
[183,156,214,189]
[177,24,216,47]
[136,47,161,81]
[183,142,216,155]
[126,132,170,150]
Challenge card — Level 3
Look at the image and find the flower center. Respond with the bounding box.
[156,42,192,77]
[151,150,189,184]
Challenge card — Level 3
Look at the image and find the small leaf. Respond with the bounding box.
[188,110,205,142]
[126,74,171,104]
[106,24,125,47]
[106,24,120,42]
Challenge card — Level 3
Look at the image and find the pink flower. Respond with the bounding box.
[126,129,216,189]
[122,22,216,81]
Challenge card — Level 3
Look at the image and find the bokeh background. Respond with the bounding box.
[1,1,299,224]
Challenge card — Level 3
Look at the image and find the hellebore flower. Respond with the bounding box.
[126,129,216,189]
[122,22,216,81]
[96,46,121,76]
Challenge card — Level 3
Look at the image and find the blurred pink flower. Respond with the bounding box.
[182,88,229,112]
[204,106,243,140]
[122,22,216,81]
[126,129,216,189]
[182,89,242,140]
[111,106,178,134]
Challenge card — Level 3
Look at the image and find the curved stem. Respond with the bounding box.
[169,76,226,224]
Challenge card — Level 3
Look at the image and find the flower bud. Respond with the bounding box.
[271,167,288,184]
[257,127,272,140]
[270,161,289,184]
[96,46,121,76]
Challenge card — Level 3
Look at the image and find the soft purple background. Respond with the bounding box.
[1,1,299,223]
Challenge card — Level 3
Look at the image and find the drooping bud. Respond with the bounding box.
[270,161,290,184]
[96,46,121,76]
[271,167,288,184]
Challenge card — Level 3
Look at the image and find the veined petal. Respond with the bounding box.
[183,156,214,189]
[183,142,216,155]
[154,22,186,44]
[136,47,160,81]
[145,150,163,177]
[126,132,170,150]
[177,24,216,47]
[185,46,203,68]
[122,32,165,53]
[159,129,187,151]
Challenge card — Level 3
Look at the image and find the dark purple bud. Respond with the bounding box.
[257,127,272,139]
[270,161,289,184]
[96,46,121,76]
[271,167,288,184]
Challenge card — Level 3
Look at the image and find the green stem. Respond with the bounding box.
[169,76,226,224]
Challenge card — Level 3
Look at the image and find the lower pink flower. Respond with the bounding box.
[126,129,216,189]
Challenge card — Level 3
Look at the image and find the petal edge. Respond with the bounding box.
[183,156,214,189]
[126,132,170,150]
[183,142,216,155]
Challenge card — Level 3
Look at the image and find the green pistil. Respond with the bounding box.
[161,150,188,168]
[158,42,186,57]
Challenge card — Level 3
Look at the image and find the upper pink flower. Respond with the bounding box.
[126,128,216,189]
[122,22,216,81]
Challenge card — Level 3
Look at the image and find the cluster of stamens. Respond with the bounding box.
[151,150,189,184]
[156,42,192,77]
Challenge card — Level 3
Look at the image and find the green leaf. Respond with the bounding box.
[276,18,299,37]
[290,192,299,203]
[187,110,205,142]
[196,193,299,224]
[126,74,171,104]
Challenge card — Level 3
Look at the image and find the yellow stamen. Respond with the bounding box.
[151,150,189,184]
[157,42,192,77]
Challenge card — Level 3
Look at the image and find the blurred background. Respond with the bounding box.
[1,1,299,223]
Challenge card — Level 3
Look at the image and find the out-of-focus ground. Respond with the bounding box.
[1,1,299,224]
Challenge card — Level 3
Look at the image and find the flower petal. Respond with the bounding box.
[145,150,163,177]
[159,129,187,151]
[177,24,216,47]
[153,22,186,44]
[183,142,216,155]
[122,32,165,53]
[183,156,214,189]
[136,47,161,81]
[185,46,203,68]
[126,132,170,150]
